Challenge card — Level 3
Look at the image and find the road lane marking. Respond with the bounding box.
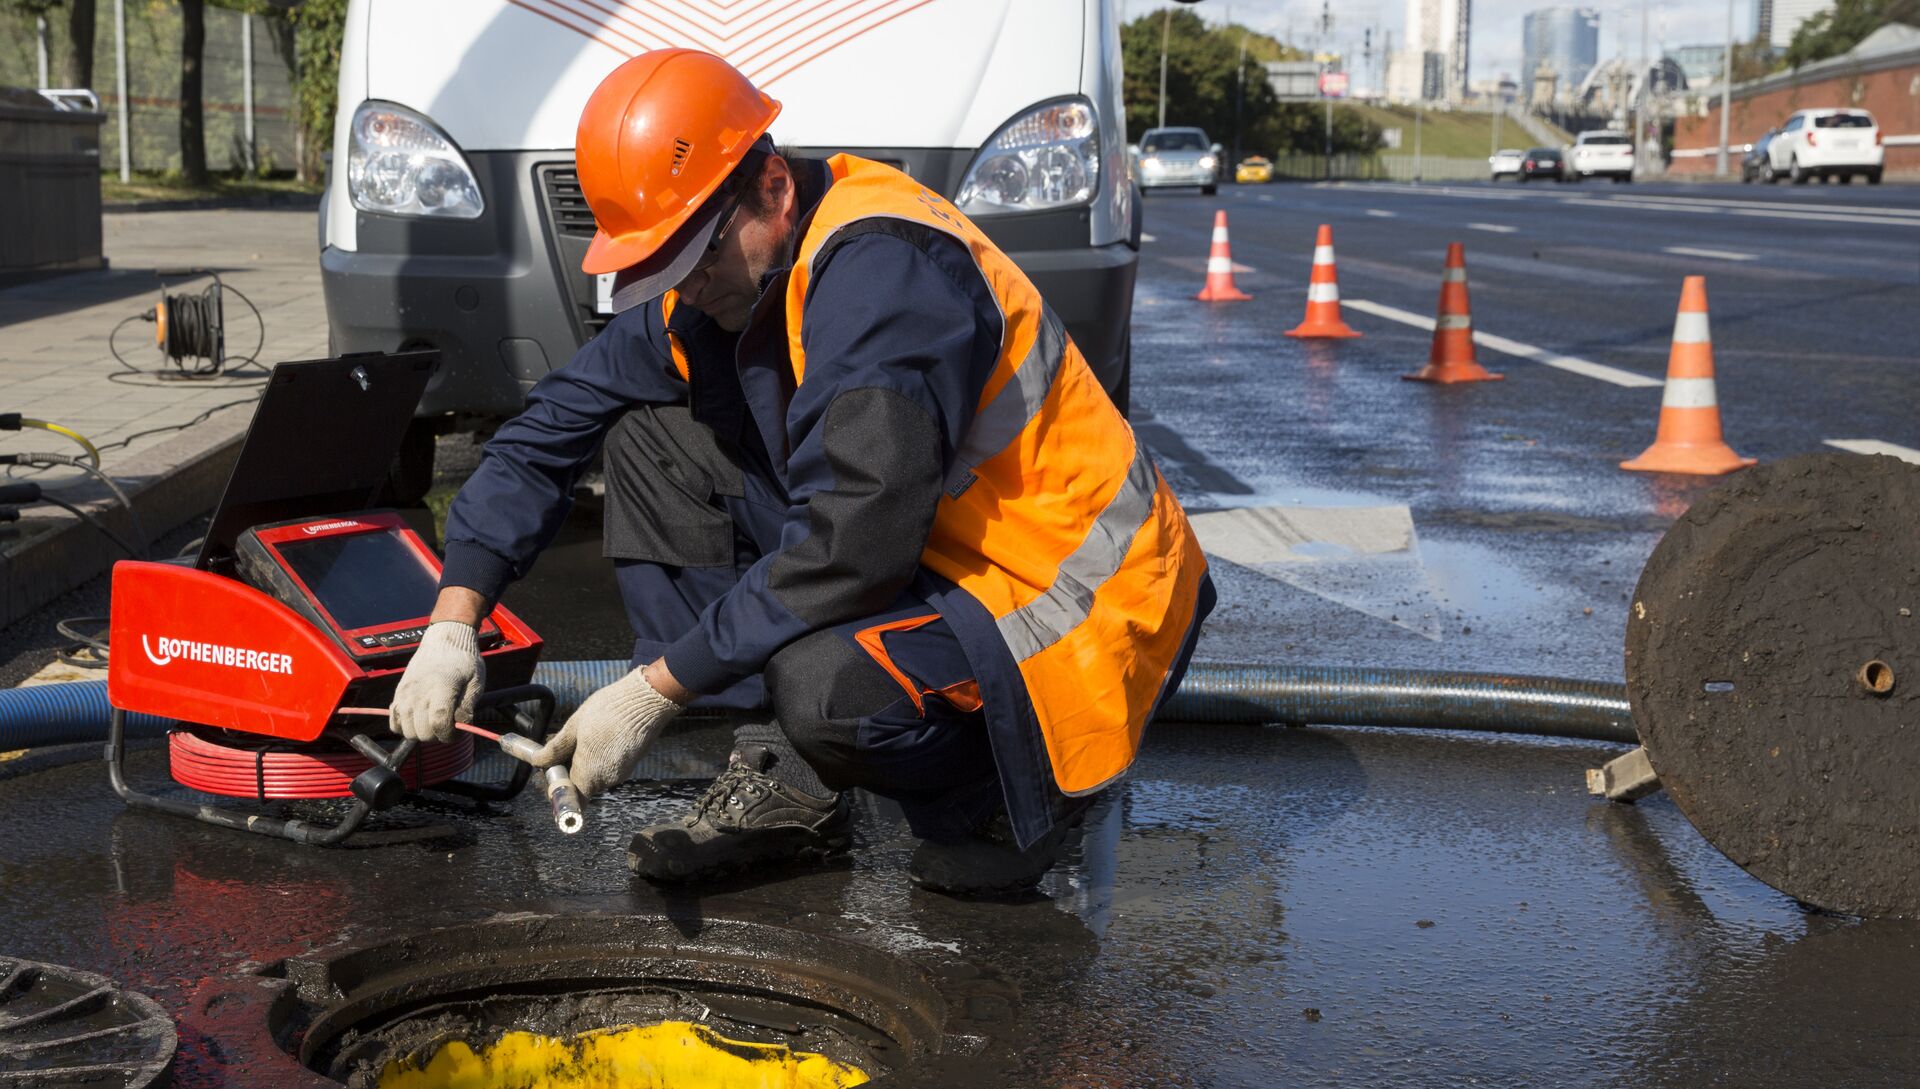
[1467,222,1517,233]
[1726,207,1920,227]
[1663,246,1756,261]
[1443,250,1648,285]
[1343,182,1920,226]
[1825,439,1920,465]
[1258,195,1275,202]
[1140,233,1157,242]
[1366,209,1397,217]
[1342,299,1665,388]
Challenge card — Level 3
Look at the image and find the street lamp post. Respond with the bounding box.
[1158,6,1171,129]
[1716,0,1734,176]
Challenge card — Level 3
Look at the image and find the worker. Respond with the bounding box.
[389,49,1213,896]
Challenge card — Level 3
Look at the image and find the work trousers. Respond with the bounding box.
[602,404,1002,842]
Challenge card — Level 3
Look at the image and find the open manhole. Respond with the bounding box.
[0,956,176,1087]
[232,914,1011,1088]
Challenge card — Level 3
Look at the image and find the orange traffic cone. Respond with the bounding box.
[1621,276,1756,475]
[1195,210,1251,301]
[1404,243,1502,383]
[1285,224,1359,338]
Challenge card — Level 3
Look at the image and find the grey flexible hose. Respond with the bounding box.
[0,660,1635,752]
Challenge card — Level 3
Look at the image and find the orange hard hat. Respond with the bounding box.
[576,49,781,285]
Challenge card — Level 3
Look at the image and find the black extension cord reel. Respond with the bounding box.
[145,268,228,375]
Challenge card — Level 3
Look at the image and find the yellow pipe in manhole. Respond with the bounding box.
[376,1020,870,1089]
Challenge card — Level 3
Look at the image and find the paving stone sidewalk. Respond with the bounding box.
[0,207,330,629]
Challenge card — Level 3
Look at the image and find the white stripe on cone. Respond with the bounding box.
[1213,227,1230,243]
[1313,245,1335,264]
[1208,257,1234,274]
[1672,311,1711,344]
[1307,283,1340,302]
[1435,313,1471,330]
[1662,376,1719,408]
[1442,268,1467,283]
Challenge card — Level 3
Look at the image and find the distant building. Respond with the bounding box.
[1398,0,1471,104]
[1522,7,1600,106]
[1753,0,1773,45]
[1770,0,1834,49]
[1668,44,1728,87]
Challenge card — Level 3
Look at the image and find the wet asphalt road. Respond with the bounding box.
[3,180,1920,1086]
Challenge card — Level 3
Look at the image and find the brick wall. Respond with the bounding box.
[1671,58,1920,176]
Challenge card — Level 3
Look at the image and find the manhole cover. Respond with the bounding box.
[0,956,176,1087]
[198,914,1017,1086]
[1627,451,1920,917]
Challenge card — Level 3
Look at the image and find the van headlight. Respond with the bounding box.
[348,101,485,219]
[956,97,1099,216]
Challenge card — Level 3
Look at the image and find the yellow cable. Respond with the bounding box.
[19,418,101,466]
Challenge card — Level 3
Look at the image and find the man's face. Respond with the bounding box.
[673,156,796,333]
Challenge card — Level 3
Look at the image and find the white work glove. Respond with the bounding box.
[389,621,486,743]
[530,667,683,798]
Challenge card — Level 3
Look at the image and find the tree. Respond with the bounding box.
[1786,0,1920,67]
[60,0,95,89]
[179,0,207,183]
[1120,10,1380,156]
[289,0,348,181]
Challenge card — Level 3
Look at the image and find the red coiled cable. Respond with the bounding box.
[167,729,474,800]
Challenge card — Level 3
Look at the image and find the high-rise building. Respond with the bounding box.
[1399,0,1471,104]
[1521,7,1600,105]
[1753,0,1773,45]
[1770,0,1833,48]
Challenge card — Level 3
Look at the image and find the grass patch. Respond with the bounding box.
[102,171,323,205]
[1341,104,1570,159]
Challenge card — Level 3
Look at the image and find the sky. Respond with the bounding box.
[1120,0,1758,89]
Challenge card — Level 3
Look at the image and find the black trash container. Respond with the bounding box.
[0,87,107,283]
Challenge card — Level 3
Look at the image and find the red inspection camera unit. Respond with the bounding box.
[105,350,554,846]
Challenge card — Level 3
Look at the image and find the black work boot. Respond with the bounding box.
[909,809,1079,898]
[627,743,851,882]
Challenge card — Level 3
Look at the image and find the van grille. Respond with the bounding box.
[540,165,598,237]
[534,162,606,342]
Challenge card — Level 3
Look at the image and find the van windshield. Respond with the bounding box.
[1143,132,1208,152]
[1814,113,1873,128]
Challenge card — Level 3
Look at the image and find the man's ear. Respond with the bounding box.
[761,154,795,216]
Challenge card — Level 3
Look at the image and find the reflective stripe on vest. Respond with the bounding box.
[661,290,692,382]
[785,155,1209,795]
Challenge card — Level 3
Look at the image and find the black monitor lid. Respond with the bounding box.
[197,350,437,571]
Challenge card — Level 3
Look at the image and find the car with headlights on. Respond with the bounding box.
[323,0,1145,494]
[1235,155,1273,183]
[1517,147,1565,182]
[1741,131,1777,183]
[1488,148,1524,180]
[1134,127,1219,194]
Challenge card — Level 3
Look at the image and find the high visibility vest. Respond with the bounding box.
[778,155,1209,796]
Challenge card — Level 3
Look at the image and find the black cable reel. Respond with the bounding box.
[111,268,265,381]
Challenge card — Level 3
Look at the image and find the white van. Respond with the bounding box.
[320,0,1140,486]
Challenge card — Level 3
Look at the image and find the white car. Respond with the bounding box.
[1489,148,1524,180]
[1133,127,1219,195]
[1566,130,1633,182]
[1766,108,1884,184]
